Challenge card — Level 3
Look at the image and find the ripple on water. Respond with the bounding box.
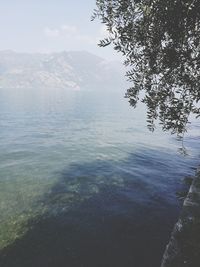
[0,88,199,267]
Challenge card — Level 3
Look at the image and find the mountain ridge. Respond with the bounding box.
[0,50,125,90]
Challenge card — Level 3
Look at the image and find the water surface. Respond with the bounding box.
[0,87,199,267]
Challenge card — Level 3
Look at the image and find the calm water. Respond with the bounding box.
[0,87,199,267]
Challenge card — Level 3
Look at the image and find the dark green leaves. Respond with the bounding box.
[94,0,200,134]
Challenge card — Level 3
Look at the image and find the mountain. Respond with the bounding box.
[0,50,126,90]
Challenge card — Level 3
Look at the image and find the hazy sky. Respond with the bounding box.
[0,0,122,61]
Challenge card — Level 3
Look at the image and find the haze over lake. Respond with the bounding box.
[0,51,200,267]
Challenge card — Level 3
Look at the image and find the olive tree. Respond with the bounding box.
[93,0,200,134]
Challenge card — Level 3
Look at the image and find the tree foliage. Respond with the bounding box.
[93,0,200,134]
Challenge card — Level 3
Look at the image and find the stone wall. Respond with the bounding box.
[161,169,200,267]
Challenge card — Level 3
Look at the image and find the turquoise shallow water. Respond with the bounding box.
[0,87,199,267]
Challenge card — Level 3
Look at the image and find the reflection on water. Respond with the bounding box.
[0,87,199,267]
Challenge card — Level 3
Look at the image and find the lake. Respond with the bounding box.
[0,87,199,267]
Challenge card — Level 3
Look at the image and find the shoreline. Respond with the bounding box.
[161,168,200,267]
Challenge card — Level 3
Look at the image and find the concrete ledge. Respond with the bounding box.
[161,168,200,267]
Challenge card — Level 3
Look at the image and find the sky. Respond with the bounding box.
[0,0,122,61]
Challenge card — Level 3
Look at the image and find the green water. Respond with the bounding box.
[0,87,199,267]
